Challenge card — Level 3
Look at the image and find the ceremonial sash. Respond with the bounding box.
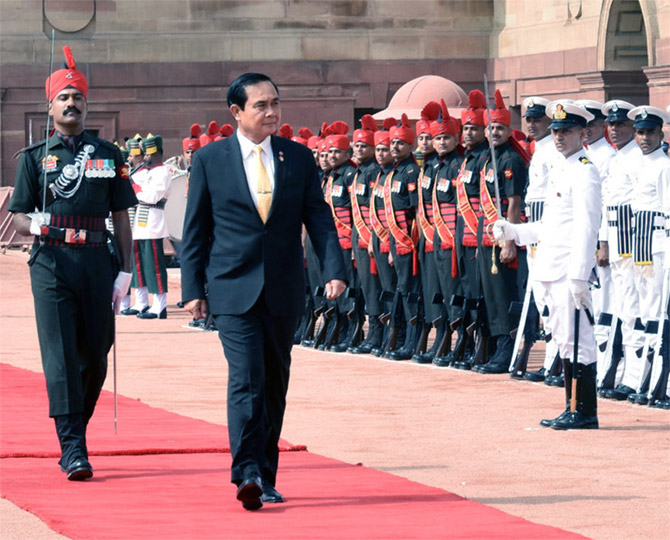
[369,171,391,252]
[606,204,633,258]
[382,171,416,257]
[633,210,664,265]
[432,178,456,250]
[479,162,509,247]
[326,173,353,250]
[416,167,435,252]
[351,170,372,249]
[455,160,480,247]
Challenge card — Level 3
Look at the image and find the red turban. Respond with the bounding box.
[484,89,511,127]
[390,114,415,145]
[461,90,486,126]
[45,46,88,101]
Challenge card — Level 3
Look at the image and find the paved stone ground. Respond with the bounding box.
[1,249,669,540]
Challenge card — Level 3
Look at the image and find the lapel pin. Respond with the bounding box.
[279,151,284,162]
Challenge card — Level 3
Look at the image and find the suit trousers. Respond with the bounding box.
[214,295,299,488]
[29,244,113,419]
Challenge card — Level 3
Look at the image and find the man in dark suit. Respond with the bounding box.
[180,73,347,511]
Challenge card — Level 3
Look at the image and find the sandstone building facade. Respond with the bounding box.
[1,0,668,185]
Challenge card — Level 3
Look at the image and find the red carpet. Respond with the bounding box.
[1,364,589,539]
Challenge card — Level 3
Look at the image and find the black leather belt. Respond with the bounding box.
[40,226,106,244]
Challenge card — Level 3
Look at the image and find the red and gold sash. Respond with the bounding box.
[383,170,417,257]
[369,171,391,253]
[416,167,435,252]
[455,160,480,247]
[326,173,353,250]
[351,170,372,249]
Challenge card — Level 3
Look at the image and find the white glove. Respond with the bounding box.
[568,279,590,310]
[492,219,519,244]
[27,212,51,235]
[112,272,132,315]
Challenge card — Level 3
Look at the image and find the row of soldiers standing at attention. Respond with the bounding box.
[172,92,669,428]
[270,92,669,427]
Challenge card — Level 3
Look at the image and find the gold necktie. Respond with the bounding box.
[253,145,272,222]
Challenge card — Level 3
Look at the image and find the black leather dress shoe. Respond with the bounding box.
[261,484,284,504]
[627,392,649,405]
[236,476,263,510]
[478,362,508,374]
[63,456,93,481]
[603,384,635,401]
[540,408,569,428]
[137,308,167,320]
[523,368,546,382]
[550,411,599,430]
[545,374,565,387]
[121,306,148,316]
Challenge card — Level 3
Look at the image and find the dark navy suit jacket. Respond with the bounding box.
[180,132,346,316]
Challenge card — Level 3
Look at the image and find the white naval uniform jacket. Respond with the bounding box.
[525,134,563,204]
[631,147,670,258]
[515,149,602,282]
[600,139,643,262]
[131,163,171,240]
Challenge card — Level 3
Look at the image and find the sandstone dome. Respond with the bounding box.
[372,75,468,122]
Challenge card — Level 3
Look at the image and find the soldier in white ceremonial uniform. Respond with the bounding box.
[495,101,601,430]
[625,106,670,407]
[124,134,172,319]
[598,101,645,401]
[521,96,564,383]
[576,100,619,388]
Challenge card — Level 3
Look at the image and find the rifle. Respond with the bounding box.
[381,290,403,354]
[648,269,669,406]
[346,287,366,348]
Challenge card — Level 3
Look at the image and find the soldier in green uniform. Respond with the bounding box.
[8,47,136,480]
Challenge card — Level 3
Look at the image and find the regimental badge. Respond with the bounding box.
[407,183,416,192]
[62,164,78,180]
[119,164,130,180]
[612,103,619,112]
[641,108,648,119]
[528,99,535,108]
[554,105,567,120]
[504,168,513,179]
[41,155,59,171]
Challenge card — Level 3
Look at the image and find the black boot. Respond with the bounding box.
[350,316,383,354]
[540,358,571,427]
[54,413,93,480]
[479,335,514,374]
[434,323,467,367]
[411,323,433,363]
[551,363,599,430]
[387,321,421,361]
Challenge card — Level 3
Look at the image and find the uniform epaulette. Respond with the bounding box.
[95,138,117,151]
[12,139,47,159]
[579,156,592,165]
